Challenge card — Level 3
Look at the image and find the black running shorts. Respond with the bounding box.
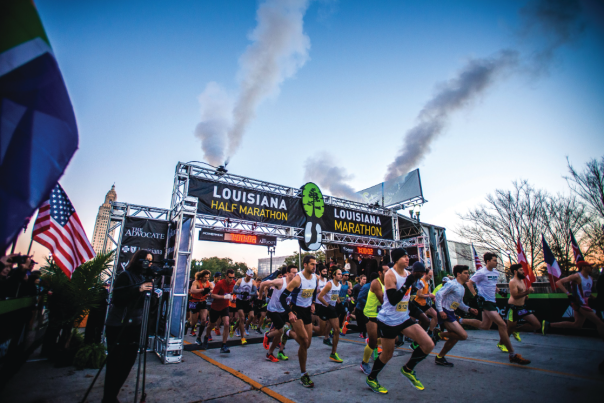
[209,307,230,323]
[268,310,289,330]
[409,300,425,319]
[477,298,498,312]
[506,304,534,322]
[317,305,338,321]
[236,299,253,314]
[377,318,416,339]
[190,301,207,313]
[292,305,313,325]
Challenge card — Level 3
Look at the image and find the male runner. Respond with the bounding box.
[312,265,331,345]
[253,277,268,334]
[547,261,604,337]
[352,275,368,338]
[337,272,353,330]
[504,264,540,339]
[233,269,257,344]
[317,267,344,363]
[189,270,214,348]
[279,255,318,388]
[433,265,478,367]
[207,269,236,353]
[463,253,530,365]
[360,258,390,375]
[259,265,298,362]
[366,249,434,393]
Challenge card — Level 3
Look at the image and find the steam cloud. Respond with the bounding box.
[195,0,311,166]
[303,153,362,201]
[384,0,585,181]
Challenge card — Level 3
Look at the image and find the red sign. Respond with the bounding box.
[225,233,257,244]
[357,247,374,255]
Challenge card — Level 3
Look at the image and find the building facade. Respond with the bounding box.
[91,185,117,254]
[257,255,287,278]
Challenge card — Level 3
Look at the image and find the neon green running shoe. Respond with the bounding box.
[512,332,521,342]
[497,343,508,353]
[329,353,343,363]
[277,351,289,360]
[372,348,379,361]
[366,377,388,394]
[401,367,424,391]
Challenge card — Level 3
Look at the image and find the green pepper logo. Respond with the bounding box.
[300,183,323,251]
[302,183,324,218]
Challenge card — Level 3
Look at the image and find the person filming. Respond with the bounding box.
[103,249,154,403]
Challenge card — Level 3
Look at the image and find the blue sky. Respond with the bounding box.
[16,0,604,267]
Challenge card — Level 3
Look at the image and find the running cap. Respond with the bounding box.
[390,248,409,265]
[213,272,222,277]
[246,268,255,276]
[577,261,592,269]
[442,277,450,283]
[411,261,427,273]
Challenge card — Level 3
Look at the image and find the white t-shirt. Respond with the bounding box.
[471,268,499,303]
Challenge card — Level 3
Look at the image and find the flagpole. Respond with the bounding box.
[27,210,40,254]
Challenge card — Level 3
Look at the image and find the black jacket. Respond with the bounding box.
[105,270,146,327]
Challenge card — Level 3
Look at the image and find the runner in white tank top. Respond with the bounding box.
[317,268,344,363]
[312,265,332,343]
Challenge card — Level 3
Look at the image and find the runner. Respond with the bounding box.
[207,269,236,353]
[279,255,318,388]
[189,270,214,348]
[208,272,221,339]
[463,253,530,365]
[312,265,331,345]
[504,264,540,340]
[337,272,353,332]
[253,276,268,334]
[414,269,438,336]
[432,265,478,367]
[547,261,604,338]
[317,267,344,363]
[433,276,450,294]
[360,258,390,375]
[259,265,298,362]
[366,249,434,393]
[352,274,368,338]
[233,269,257,345]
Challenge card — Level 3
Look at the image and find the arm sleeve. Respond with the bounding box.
[233,283,241,294]
[251,285,258,295]
[386,287,406,305]
[280,290,292,314]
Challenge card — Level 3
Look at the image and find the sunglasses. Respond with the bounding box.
[228,276,235,279]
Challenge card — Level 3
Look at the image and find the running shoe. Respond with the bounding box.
[435,356,454,367]
[245,328,250,337]
[329,353,343,363]
[215,328,221,336]
[541,320,550,336]
[191,328,197,337]
[496,343,508,353]
[401,367,424,391]
[220,345,230,353]
[241,337,247,345]
[360,361,371,375]
[208,334,213,342]
[512,332,521,342]
[300,373,314,388]
[277,351,289,361]
[366,377,388,394]
[509,354,531,365]
[431,329,441,344]
[359,333,365,339]
[323,338,333,346]
[263,332,270,350]
[395,336,404,347]
[201,339,209,350]
[266,353,279,363]
[256,327,264,335]
[195,338,202,345]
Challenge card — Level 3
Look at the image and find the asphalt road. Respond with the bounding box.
[3,329,603,402]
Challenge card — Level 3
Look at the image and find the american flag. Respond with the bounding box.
[32,184,95,278]
[472,244,483,270]
[542,235,561,291]
[516,239,536,288]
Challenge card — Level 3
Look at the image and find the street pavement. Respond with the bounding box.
[3,329,603,402]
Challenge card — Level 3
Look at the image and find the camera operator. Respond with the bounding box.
[0,253,35,300]
[103,249,154,403]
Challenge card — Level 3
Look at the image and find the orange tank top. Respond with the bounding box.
[191,280,211,302]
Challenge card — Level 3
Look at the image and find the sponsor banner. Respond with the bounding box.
[323,205,393,240]
[116,217,169,273]
[339,244,385,257]
[198,228,277,247]
[187,177,306,228]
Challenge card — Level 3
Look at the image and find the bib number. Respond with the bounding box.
[301,289,313,298]
[396,301,408,312]
[450,301,460,310]
[331,294,339,301]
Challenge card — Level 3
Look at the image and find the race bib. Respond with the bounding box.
[396,301,408,312]
[584,291,591,298]
[331,294,339,301]
[450,301,460,310]
[301,289,313,298]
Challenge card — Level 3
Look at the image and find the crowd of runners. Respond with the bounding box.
[184,250,604,394]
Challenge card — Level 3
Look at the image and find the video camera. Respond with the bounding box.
[140,258,175,280]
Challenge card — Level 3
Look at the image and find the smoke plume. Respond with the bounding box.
[195,0,311,166]
[304,153,362,201]
[385,0,585,181]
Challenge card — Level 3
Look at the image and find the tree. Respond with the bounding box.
[283,250,326,268]
[190,256,249,279]
[456,180,546,271]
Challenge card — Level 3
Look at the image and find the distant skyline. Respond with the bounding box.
[13,0,604,268]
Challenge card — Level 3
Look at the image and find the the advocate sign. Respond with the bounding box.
[187,176,394,240]
[116,216,169,272]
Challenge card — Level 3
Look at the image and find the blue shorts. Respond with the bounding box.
[438,309,457,325]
